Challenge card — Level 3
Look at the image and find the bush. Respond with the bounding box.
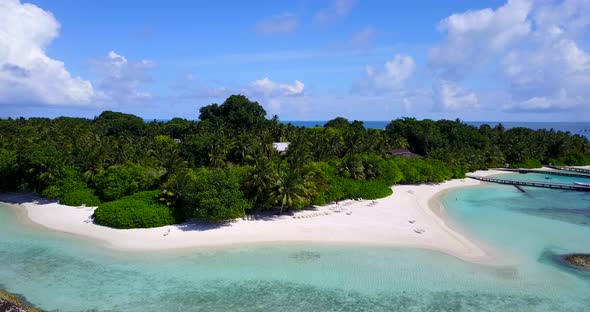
[510,159,542,169]
[42,167,101,206]
[93,191,175,229]
[61,188,101,207]
[351,180,393,199]
[560,152,590,166]
[94,163,160,201]
[308,161,393,205]
[168,168,250,222]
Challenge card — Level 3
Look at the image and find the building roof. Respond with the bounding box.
[272,142,290,153]
[389,148,421,158]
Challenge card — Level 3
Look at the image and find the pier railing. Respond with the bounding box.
[544,165,590,175]
[495,168,590,179]
[467,176,590,192]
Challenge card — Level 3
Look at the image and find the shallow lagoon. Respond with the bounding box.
[1,173,590,311]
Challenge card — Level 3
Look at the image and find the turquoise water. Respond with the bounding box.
[1,173,590,311]
[495,172,590,185]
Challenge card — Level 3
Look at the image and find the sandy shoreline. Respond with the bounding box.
[0,170,506,263]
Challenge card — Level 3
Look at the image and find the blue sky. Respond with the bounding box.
[0,0,589,121]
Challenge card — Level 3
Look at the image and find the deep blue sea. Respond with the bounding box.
[146,119,590,139]
[1,172,590,311]
[283,121,590,139]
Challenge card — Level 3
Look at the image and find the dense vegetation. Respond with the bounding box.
[0,94,588,227]
[93,191,175,229]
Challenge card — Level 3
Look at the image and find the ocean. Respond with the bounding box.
[1,172,590,311]
[284,121,590,139]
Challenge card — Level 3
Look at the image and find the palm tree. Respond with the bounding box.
[266,174,304,213]
[243,156,277,209]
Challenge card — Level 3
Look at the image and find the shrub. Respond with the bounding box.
[309,161,393,205]
[560,152,590,166]
[351,180,393,199]
[94,163,160,201]
[93,191,175,229]
[61,188,101,207]
[167,168,250,222]
[42,167,101,206]
[510,159,542,169]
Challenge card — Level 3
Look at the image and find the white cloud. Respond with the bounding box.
[433,80,479,111]
[499,1,590,112]
[534,0,590,39]
[502,89,582,112]
[91,51,156,103]
[250,77,304,97]
[429,0,532,77]
[0,0,93,106]
[314,0,357,25]
[429,0,590,115]
[245,78,305,115]
[255,13,299,35]
[354,54,415,94]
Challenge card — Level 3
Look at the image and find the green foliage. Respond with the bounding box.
[0,148,17,190]
[306,161,392,206]
[392,157,455,183]
[510,159,543,169]
[93,191,175,229]
[94,111,146,136]
[168,168,250,222]
[61,188,101,207]
[199,94,268,131]
[94,163,160,201]
[41,167,101,206]
[1,95,588,223]
[150,135,185,180]
[324,117,350,129]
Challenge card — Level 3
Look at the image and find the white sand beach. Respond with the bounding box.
[1,170,506,262]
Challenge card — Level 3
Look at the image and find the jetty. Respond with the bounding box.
[495,168,590,179]
[467,175,590,192]
[544,165,590,175]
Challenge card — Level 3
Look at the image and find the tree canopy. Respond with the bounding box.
[0,95,588,228]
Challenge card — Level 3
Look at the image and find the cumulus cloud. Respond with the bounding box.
[255,13,299,35]
[0,0,94,106]
[429,0,590,114]
[354,54,415,94]
[534,0,590,39]
[433,80,479,111]
[429,0,532,77]
[314,0,357,25]
[246,77,305,115]
[499,2,590,112]
[91,51,156,103]
[250,77,304,97]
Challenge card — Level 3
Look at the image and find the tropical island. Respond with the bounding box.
[1,95,589,234]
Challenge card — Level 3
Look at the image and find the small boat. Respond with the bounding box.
[573,182,590,187]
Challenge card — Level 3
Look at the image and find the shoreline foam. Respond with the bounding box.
[0,170,506,263]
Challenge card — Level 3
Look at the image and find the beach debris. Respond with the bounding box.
[346,211,352,215]
[407,190,414,194]
[163,228,171,236]
[413,228,425,234]
[409,220,416,224]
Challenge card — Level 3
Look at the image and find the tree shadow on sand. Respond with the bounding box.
[0,193,58,206]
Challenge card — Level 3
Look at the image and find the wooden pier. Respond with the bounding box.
[495,168,590,179]
[544,165,590,175]
[467,175,590,192]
